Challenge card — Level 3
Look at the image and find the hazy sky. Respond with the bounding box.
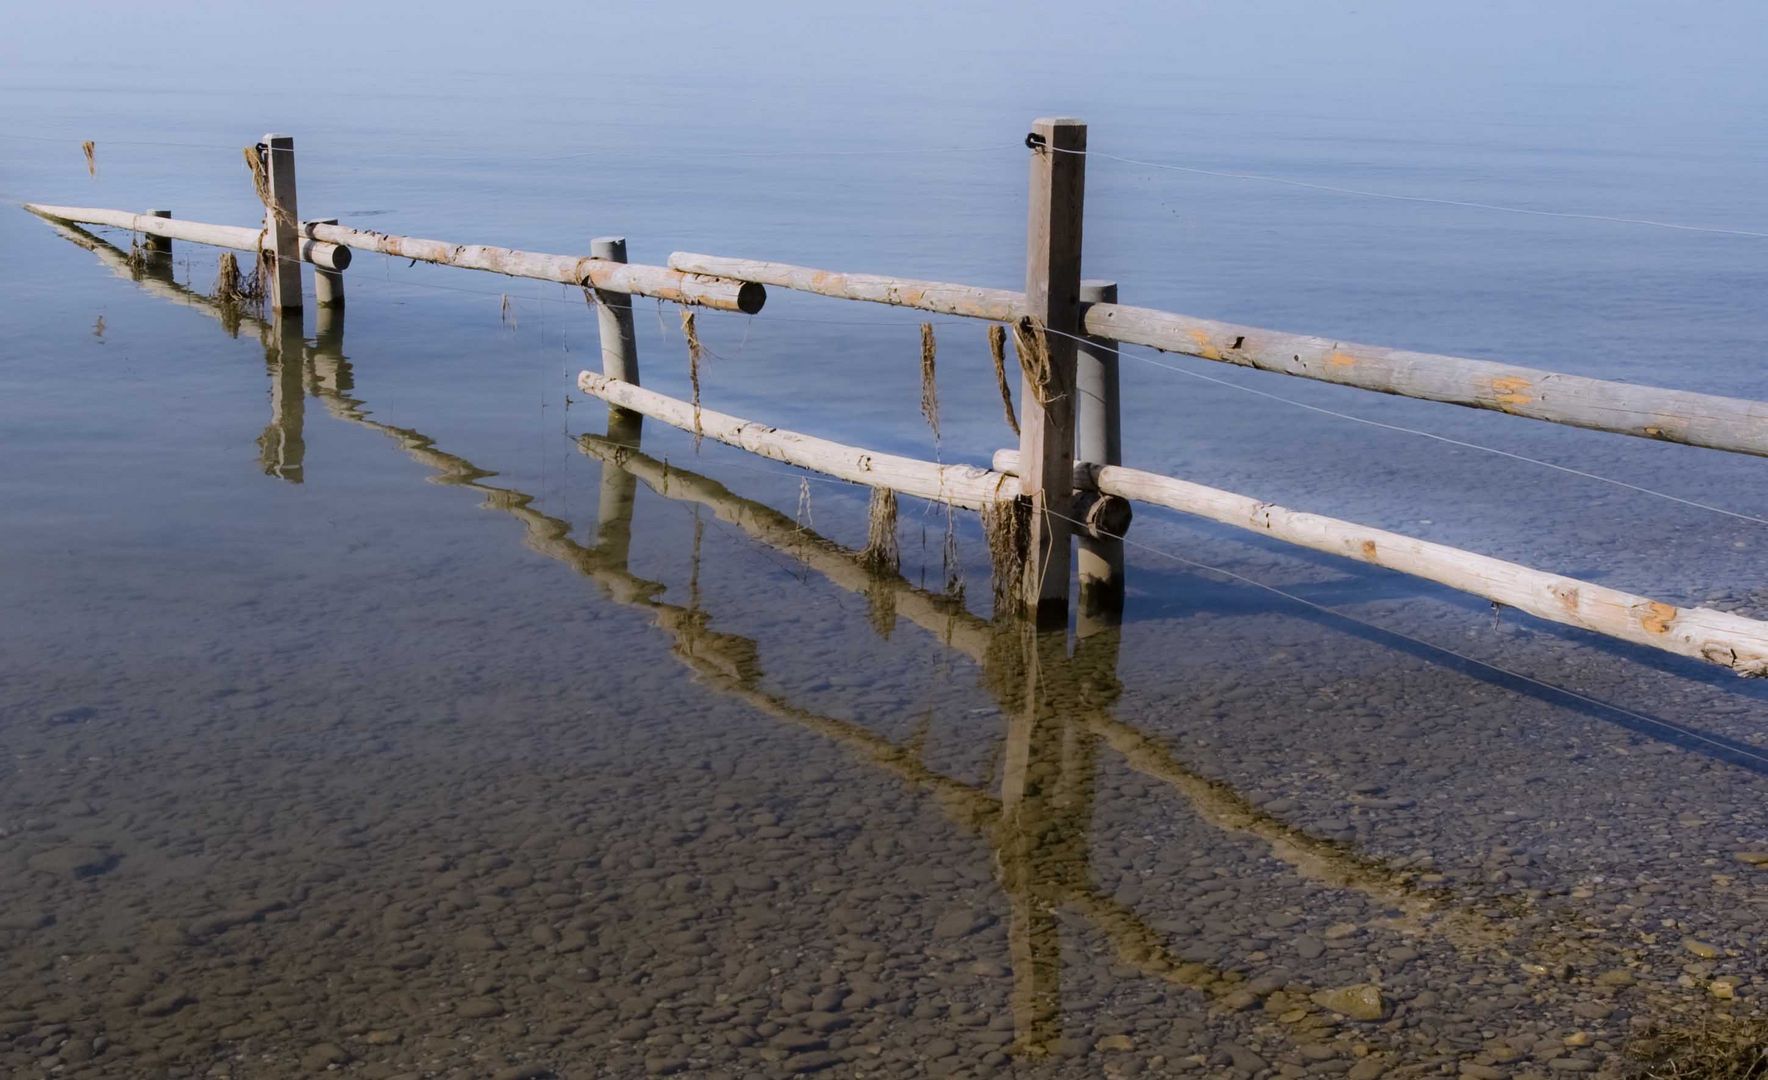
[8,1,1767,134]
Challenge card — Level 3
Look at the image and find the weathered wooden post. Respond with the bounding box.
[259,315,307,482]
[591,236,642,564]
[262,133,302,315]
[309,218,345,307]
[1075,278,1123,621]
[142,209,171,256]
[1018,117,1086,626]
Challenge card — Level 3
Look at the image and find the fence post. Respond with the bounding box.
[591,237,640,384]
[1018,117,1087,627]
[591,236,642,562]
[309,217,345,307]
[262,133,302,315]
[143,209,171,256]
[1075,278,1123,620]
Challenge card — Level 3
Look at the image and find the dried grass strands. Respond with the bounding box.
[681,309,706,447]
[81,140,96,178]
[860,487,901,574]
[242,145,292,227]
[919,323,940,442]
[941,504,963,599]
[500,293,517,330]
[213,252,245,302]
[980,496,1030,615]
[989,324,1020,435]
[1012,316,1058,406]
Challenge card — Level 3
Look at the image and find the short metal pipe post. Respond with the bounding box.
[142,209,172,256]
[1075,279,1124,620]
[310,217,344,307]
[262,133,302,316]
[590,237,640,384]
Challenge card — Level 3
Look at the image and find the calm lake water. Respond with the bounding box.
[1,7,1765,1076]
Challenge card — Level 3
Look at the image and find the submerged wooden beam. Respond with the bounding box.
[1082,305,1768,458]
[993,449,1768,676]
[25,203,351,271]
[304,223,764,313]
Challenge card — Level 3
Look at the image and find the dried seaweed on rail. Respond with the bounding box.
[941,504,964,599]
[1012,316,1060,406]
[243,145,293,228]
[989,324,1020,435]
[919,323,940,442]
[681,310,706,448]
[981,496,1030,614]
[860,487,900,574]
[81,140,96,178]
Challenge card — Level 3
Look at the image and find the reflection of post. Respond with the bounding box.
[595,409,642,567]
[310,304,350,392]
[258,317,306,482]
[998,628,1073,1058]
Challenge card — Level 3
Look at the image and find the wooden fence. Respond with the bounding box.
[24,120,1768,676]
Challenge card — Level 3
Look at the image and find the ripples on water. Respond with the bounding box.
[1,15,1765,1075]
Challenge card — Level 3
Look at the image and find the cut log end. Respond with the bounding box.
[735,282,767,315]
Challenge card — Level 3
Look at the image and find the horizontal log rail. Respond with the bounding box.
[665,251,1767,458]
[579,371,1017,509]
[26,203,351,271]
[575,372,1127,532]
[668,252,1019,322]
[307,223,764,313]
[992,449,1768,677]
[1081,305,1768,457]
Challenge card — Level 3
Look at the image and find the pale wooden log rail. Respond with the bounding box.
[1080,305,1768,456]
[579,371,1019,510]
[27,203,351,271]
[667,252,1768,458]
[992,449,1768,676]
[302,222,764,313]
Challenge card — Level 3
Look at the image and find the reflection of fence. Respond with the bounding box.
[39,234,1738,1059]
[25,117,1768,674]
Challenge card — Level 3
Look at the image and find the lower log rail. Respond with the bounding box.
[993,450,1768,677]
[576,371,1124,526]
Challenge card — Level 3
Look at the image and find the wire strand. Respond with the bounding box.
[1035,323,1768,528]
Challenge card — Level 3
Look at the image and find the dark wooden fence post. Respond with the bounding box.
[262,133,301,315]
[1018,117,1086,626]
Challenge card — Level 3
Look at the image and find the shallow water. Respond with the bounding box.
[3,6,1767,1077]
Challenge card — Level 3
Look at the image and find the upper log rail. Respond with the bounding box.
[22,204,766,313]
[27,203,351,271]
[302,222,765,313]
[993,449,1768,677]
[666,252,1768,458]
